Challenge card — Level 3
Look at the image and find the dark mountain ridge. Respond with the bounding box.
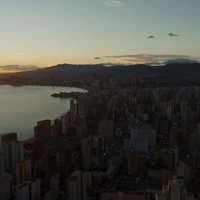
[0,63,200,86]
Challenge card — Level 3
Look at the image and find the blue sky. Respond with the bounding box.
[0,0,200,67]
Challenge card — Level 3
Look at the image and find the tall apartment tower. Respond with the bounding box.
[51,119,62,140]
[128,149,139,177]
[16,159,32,185]
[16,179,40,200]
[70,99,78,124]
[98,120,114,142]
[0,133,24,171]
[0,132,17,144]
[81,138,92,171]
[156,178,185,200]
[0,152,6,200]
[82,172,92,200]
[34,120,51,143]
[169,123,178,146]
[68,171,82,200]
[168,146,179,172]
[168,178,184,200]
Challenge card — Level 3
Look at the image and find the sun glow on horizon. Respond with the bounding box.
[0,0,199,67]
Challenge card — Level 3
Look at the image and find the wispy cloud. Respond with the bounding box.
[103,54,199,65]
[168,32,179,37]
[17,52,25,56]
[0,65,39,74]
[104,0,125,7]
[147,35,156,39]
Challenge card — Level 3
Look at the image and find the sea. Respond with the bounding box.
[0,85,86,141]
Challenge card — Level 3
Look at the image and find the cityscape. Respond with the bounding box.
[1,0,200,200]
[1,78,200,199]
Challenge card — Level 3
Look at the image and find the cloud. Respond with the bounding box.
[168,32,179,37]
[104,0,125,7]
[103,54,198,65]
[17,52,25,56]
[0,65,39,73]
[147,35,156,39]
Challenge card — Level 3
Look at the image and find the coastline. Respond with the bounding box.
[0,84,88,142]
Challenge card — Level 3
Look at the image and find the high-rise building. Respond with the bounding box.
[98,120,114,142]
[5,174,13,200]
[67,171,82,200]
[0,132,17,144]
[155,192,167,200]
[70,99,78,124]
[168,146,179,172]
[49,173,60,200]
[166,102,173,120]
[100,190,146,200]
[157,178,195,200]
[93,135,105,153]
[61,115,67,135]
[16,159,32,185]
[0,152,6,200]
[77,97,88,116]
[168,178,184,200]
[194,159,200,199]
[16,179,40,200]
[1,139,24,171]
[81,138,92,171]
[82,172,92,200]
[131,128,157,148]
[31,179,41,200]
[16,183,30,200]
[170,123,178,146]
[34,120,51,143]
[51,119,62,140]
[128,149,138,177]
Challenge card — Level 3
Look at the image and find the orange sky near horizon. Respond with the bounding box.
[0,0,200,69]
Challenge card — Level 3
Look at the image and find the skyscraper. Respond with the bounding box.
[82,172,92,200]
[16,159,32,185]
[68,171,82,200]
[0,132,17,144]
[98,120,114,142]
[168,147,179,172]
[81,138,92,171]
[34,120,51,143]
[16,179,40,200]
[0,152,6,200]
[168,178,184,200]
[169,123,178,146]
[128,149,139,177]
[0,133,24,171]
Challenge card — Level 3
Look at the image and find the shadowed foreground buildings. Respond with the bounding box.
[128,149,139,177]
[0,152,6,200]
[2,81,200,199]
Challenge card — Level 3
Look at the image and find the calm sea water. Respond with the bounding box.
[0,85,86,141]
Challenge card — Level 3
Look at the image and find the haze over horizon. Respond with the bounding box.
[0,0,200,72]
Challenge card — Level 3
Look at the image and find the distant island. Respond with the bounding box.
[51,91,88,99]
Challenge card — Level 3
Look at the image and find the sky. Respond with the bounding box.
[0,0,200,70]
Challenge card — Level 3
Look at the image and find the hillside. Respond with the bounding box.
[0,63,200,86]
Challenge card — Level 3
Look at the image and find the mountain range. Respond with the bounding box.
[0,62,200,86]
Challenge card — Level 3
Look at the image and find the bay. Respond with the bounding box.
[0,85,86,141]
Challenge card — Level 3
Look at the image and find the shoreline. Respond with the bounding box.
[0,82,91,91]
[0,84,88,142]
